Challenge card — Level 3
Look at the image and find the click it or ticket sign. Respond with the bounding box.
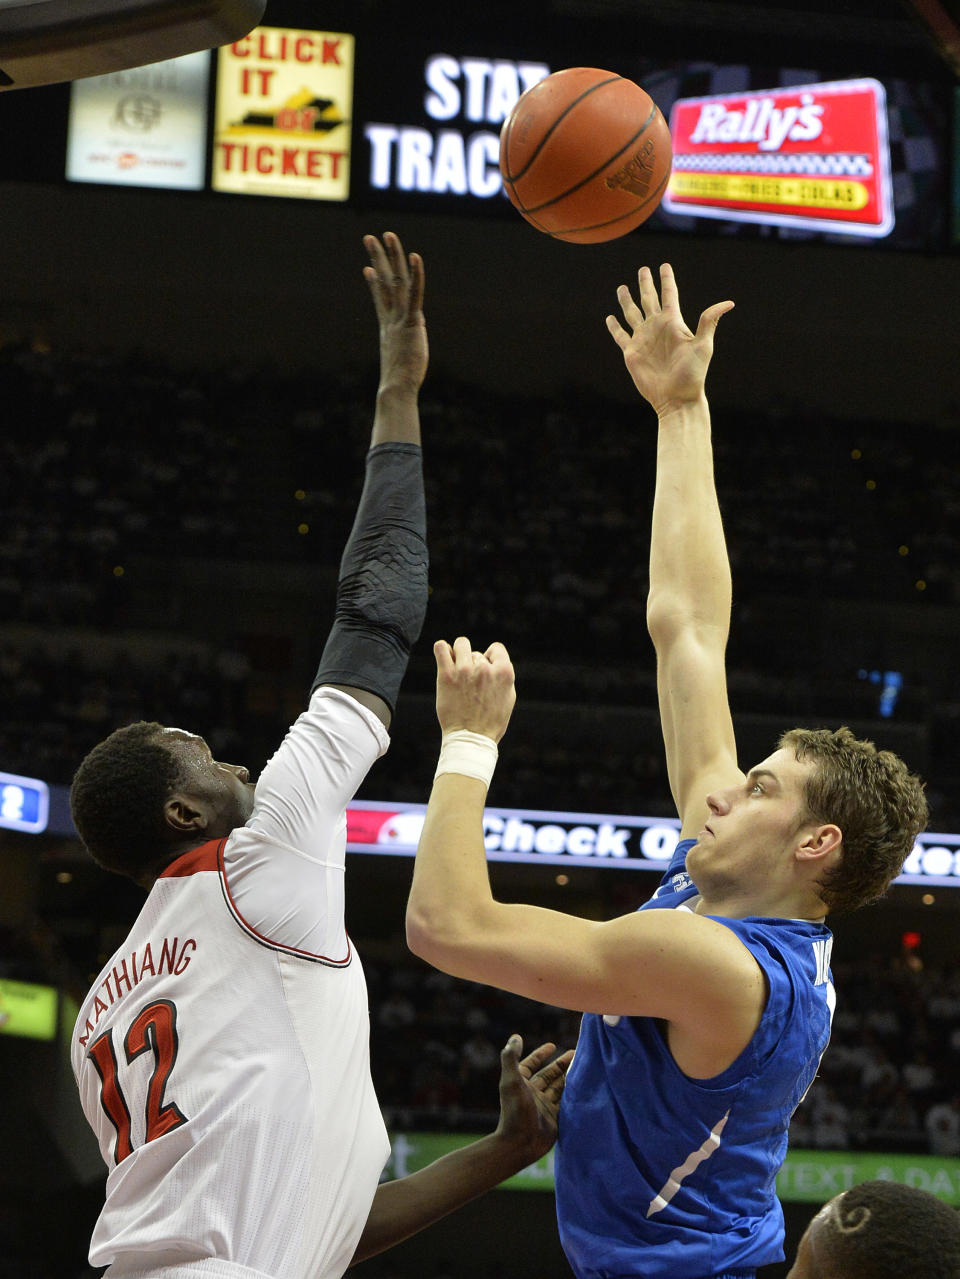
[212,27,354,200]
[662,78,894,237]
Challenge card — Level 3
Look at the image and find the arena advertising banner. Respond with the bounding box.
[346,799,960,888]
[382,1133,960,1203]
[347,799,681,869]
[0,978,58,1041]
[364,54,550,198]
[212,27,354,199]
[350,53,944,248]
[65,51,209,190]
[345,799,960,887]
[16,781,960,887]
[661,79,895,237]
[0,768,48,833]
[40,12,950,248]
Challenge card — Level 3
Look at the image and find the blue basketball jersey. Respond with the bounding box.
[555,838,835,1279]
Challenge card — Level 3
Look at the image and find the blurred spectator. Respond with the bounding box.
[925,1095,960,1156]
[811,1087,850,1150]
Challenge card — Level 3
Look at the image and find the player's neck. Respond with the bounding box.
[693,888,828,923]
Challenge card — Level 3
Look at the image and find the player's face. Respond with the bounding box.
[687,748,816,899]
[160,728,256,833]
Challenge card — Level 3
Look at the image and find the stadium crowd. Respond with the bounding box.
[364,948,960,1160]
[3,337,960,1258]
[1,337,957,816]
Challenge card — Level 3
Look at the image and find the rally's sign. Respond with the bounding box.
[663,78,894,237]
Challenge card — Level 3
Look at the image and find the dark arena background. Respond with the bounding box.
[2,0,960,1274]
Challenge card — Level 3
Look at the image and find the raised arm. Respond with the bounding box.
[406,639,765,1072]
[313,232,429,728]
[349,1037,572,1266]
[607,264,741,837]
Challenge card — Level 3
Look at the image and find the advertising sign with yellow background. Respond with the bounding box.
[213,27,354,200]
[0,978,58,1041]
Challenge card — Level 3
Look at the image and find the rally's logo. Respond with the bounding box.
[662,78,894,237]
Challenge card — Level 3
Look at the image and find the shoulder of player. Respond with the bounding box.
[605,906,764,985]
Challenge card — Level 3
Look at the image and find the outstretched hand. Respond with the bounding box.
[495,1036,575,1163]
[606,263,733,417]
[364,231,428,396]
[434,637,516,742]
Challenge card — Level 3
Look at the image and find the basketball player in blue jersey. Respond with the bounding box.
[406,263,928,1279]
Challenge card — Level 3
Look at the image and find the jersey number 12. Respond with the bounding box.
[88,998,188,1164]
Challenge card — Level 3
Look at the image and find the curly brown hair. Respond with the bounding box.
[70,721,184,880]
[779,726,928,916]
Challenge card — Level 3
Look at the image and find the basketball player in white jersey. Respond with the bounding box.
[69,232,572,1279]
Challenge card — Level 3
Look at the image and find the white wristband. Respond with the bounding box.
[434,729,499,787]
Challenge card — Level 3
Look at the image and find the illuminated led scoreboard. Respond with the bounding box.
[344,800,960,890]
[58,19,952,250]
[365,55,550,198]
[0,769,49,834]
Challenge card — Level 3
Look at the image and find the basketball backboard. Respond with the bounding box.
[0,0,266,90]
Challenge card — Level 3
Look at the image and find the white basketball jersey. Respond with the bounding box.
[71,689,392,1279]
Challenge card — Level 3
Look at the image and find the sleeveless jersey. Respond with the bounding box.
[555,838,835,1279]
[71,688,392,1279]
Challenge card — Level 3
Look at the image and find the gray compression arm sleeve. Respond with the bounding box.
[312,442,428,715]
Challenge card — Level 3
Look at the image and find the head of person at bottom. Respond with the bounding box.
[70,721,255,888]
[787,1180,960,1278]
[687,726,928,920]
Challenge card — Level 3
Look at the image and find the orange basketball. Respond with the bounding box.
[499,67,672,244]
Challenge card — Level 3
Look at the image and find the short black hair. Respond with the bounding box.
[820,1180,960,1278]
[70,721,184,879]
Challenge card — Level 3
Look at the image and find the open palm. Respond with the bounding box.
[606,264,733,416]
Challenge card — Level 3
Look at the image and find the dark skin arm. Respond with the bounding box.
[350,1036,573,1265]
[333,230,428,730]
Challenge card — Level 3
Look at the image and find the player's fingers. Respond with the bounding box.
[518,1041,556,1077]
[659,264,684,324]
[617,283,643,329]
[637,265,661,316]
[696,299,735,339]
[483,640,511,665]
[433,639,455,673]
[384,230,410,291]
[537,1048,575,1097]
[605,314,630,351]
[363,235,395,311]
[501,1033,522,1065]
[452,636,474,667]
[407,252,425,316]
[364,233,393,280]
[362,264,381,300]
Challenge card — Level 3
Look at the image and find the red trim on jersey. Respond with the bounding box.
[216,839,352,967]
[159,839,224,878]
